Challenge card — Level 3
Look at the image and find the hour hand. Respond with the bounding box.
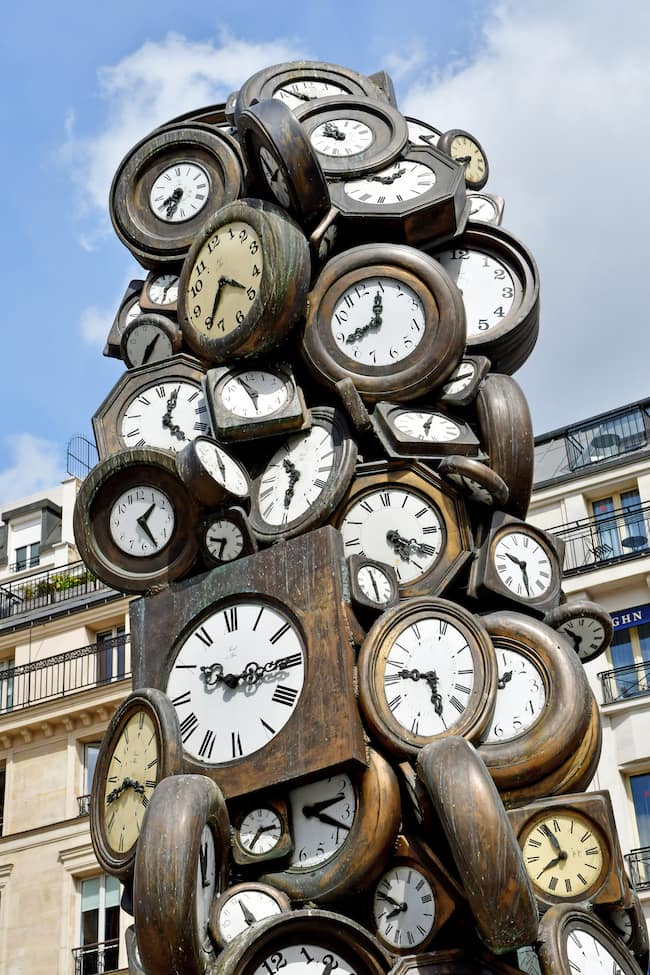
[137,503,157,545]
[239,899,257,926]
[302,793,345,816]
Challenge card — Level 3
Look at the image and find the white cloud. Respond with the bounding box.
[0,435,65,509]
[80,305,114,345]
[402,0,650,431]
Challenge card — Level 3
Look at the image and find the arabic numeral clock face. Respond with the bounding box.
[482,644,546,743]
[109,485,174,555]
[333,275,426,365]
[166,600,306,766]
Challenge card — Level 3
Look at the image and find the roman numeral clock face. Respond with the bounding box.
[521,812,605,900]
[120,380,210,452]
[166,601,306,765]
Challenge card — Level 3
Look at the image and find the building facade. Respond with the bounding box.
[0,477,130,974]
[529,397,650,932]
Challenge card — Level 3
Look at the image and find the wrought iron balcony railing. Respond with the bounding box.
[625,847,650,889]
[8,555,40,574]
[550,502,650,576]
[72,939,119,975]
[0,634,131,713]
[0,560,115,619]
[77,794,91,817]
[599,660,650,705]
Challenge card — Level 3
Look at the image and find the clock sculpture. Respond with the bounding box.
[73,58,646,975]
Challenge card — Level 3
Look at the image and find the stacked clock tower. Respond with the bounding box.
[74,59,649,975]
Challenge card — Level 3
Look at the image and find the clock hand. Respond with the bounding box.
[369,571,381,601]
[161,187,183,218]
[249,823,278,850]
[137,503,157,546]
[422,414,434,437]
[141,332,160,365]
[386,902,409,920]
[215,537,227,560]
[536,852,567,878]
[504,552,524,567]
[448,369,473,384]
[283,87,311,102]
[386,529,413,561]
[520,564,531,596]
[455,155,474,165]
[540,824,565,857]
[239,900,257,926]
[376,891,404,910]
[237,377,260,409]
[282,457,301,508]
[497,670,513,690]
[309,810,351,832]
[345,291,384,344]
[365,167,406,185]
[321,121,346,141]
[302,793,346,816]
[398,668,444,715]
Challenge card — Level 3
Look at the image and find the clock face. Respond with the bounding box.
[149,161,211,223]
[407,119,440,147]
[373,864,436,950]
[330,277,426,366]
[440,360,477,396]
[124,322,174,368]
[357,564,393,605]
[273,79,347,109]
[468,195,499,223]
[437,248,517,339]
[566,929,627,974]
[103,709,158,855]
[286,772,357,870]
[218,888,284,943]
[182,220,263,340]
[340,487,444,584]
[259,145,291,208]
[252,944,357,975]
[393,411,462,443]
[343,161,436,205]
[239,808,283,856]
[147,273,179,305]
[448,133,487,185]
[521,812,605,898]
[197,824,217,955]
[195,440,249,497]
[482,644,546,743]
[125,299,143,325]
[493,531,553,600]
[254,423,336,527]
[166,600,306,765]
[558,617,606,661]
[120,379,211,451]
[221,369,291,419]
[109,485,175,556]
[204,518,244,563]
[310,117,374,157]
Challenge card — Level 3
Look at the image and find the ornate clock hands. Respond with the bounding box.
[282,457,301,508]
[161,186,183,218]
[398,668,444,715]
[497,670,513,690]
[106,776,146,804]
[504,551,531,595]
[200,653,301,689]
[345,291,383,344]
[386,529,434,562]
[365,167,406,185]
[161,388,187,443]
[238,899,257,926]
[422,414,434,437]
[321,121,346,141]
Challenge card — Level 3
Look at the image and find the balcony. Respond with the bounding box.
[625,848,650,890]
[600,660,650,705]
[77,794,91,817]
[73,940,119,975]
[0,560,116,621]
[0,634,131,713]
[550,503,650,577]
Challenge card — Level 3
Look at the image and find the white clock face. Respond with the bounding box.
[204,519,244,563]
[147,273,179,305]
[252,945,357,975]
[343,161,436,205]
[109,485,175,556]
[125,299,143,326]
[566,929,626,974]
[340,488,444,584]
[259,145,291,208]
[393,411,462,443]
[493,531,553,600]
[218,888,283,942]
[255,423,336,527]
[124,322,173,367]
[239,807,282,855]
[149,161,210,223]
[482,645,546,743]
[273,79,347,110]
[331,276,425,366]
[167,601,305,765]
[437,248,516,338]
[558,617,606,661]
[373,864,436,949]
[196,824,217,956]
[468,195,499,223]
[120,380,211,452]
[311,118,373,157]
[195,440,248,497]
[221,369,290,419]
[441,360,477,396]
[357,565,393,605]
[407,120,440,147]
[381,615,476,737]
[287,773,357,871]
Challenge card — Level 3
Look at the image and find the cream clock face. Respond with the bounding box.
[521,812,604,898]
[149,161,211,223]
[120,379,210,452]
[109,485,175,557]
[448,134,486,185]
[330,277,425,366]
[104,709,158,853]
[482,645,546,743]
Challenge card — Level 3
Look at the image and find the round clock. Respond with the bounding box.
[538,905,643,975]
[139,269,180,313]
[177,197,310,362]
[438,456,510,508]
[405,116,442,148]
[302,244,466,403]
[371,403,480,460]
[519,807,608,903]
[467,192,505,225]
[430,224,539,375]
[105,279,144,359]
[198,507,257,568]
[358,596,498,759]
[235,60,387,116]
[133,774,231,975]
[438,128,489,190]
[120,312,183,369]
[90,688,182,880]
[437,354,491,408]
[545,601,613,664]
[232,800,292,864]
[249,407,357,543]
[109,124,244,268]
[176,435,250,508]
[204,361,310,443]
[210,882,291,947]
[348,554,400,621]
[73,447,200,593]
[599,891,649,974]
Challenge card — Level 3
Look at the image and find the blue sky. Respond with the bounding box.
[1,0,648,504]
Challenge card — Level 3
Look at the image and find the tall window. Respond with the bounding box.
[78,875,120,974]
[14,541,39,572]
[0,765,6,837]
[95,627,126,684]
[592,489,648,560]
[609,621,650,699]
[0,658,14,713]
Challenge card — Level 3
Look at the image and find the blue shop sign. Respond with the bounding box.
[611,603,650,631]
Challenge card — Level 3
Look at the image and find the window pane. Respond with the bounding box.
[610,629,641,698]
[29,541,40,567]
[592,497,621,559]
[105,875,120,909]
[85,743,100,794]
[631,773,650,848]
[621,490,648,552]
[81,877,100,913]
[14,546,26,571]
[639,622,650,663]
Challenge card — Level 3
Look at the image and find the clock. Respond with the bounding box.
[334,460,474,598]
[177,197,310,362]
[406,117,442,148]
[73,447,200,593]
[599,890,649,974]
[133,774,231,975]
[175,435,250,508]
[198,506,258,568]
[430,224,540,375]
[358,596,498,759]
[230,795,292,865]
[249,407,357,544]
[235,60,387,116]
[508,791,630,909]
[260,749,401,904]
[204,361,310,443]
[90,688,182,880]
[438,456,510,508]
[328,144,468,247]
[237,97,331,233]
[467,192,505,225]
[92,353,211,458]
[417,736,539,954]
[538,904,644,975]
[476,611,595,793]
[302,243,466,403]
[438,128,489,190]
[139,269,180,313]
[468,512,564,616]
[475,373,534,519]
[544,601,613,664]
[390,950,534,975]
[119,312,183,369]
[348,555,400,621]
[209,882,291,947]
[104,278,144,358]
[130,527,367,799]
[436,354,490,408]
[109,123,244,268]
[371,402,480,460]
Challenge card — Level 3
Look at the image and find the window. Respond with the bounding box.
[77,875,120,974]
[95,627,126,684]
[0,658,14,713]
[13,541,39,572]
[0,765,5,836]
[78,743,100,817]
[608,621,650,699]
[591,488,648,560]
[630,772,650,886]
